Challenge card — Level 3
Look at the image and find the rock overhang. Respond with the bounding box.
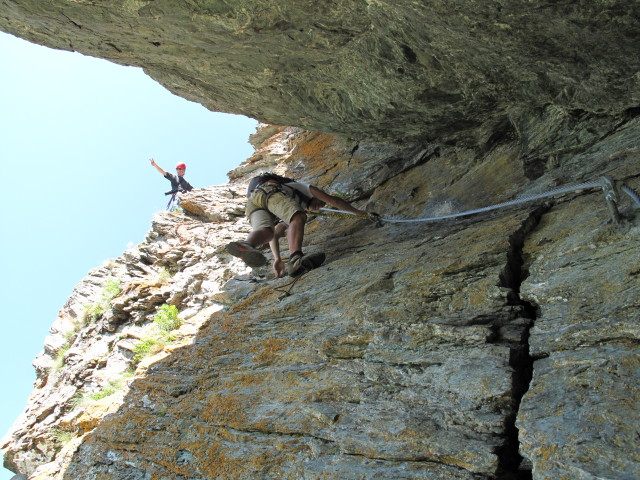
[1,0,639,144]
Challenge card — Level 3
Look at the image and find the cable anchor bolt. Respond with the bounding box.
[599,176,621,224]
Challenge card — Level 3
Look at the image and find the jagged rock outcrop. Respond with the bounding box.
[0,1,639,142]
[3,123,638,479]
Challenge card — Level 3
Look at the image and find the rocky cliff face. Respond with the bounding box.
[1,1,640,479]
[3,123,639,480]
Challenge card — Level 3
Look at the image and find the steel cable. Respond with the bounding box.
[319,179,638,224]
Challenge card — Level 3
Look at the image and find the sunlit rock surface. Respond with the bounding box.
[3,124,638,479]
[1,1,640,478]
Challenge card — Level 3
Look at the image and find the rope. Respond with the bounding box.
[311,210,371,220]
[166,192,177,210]
[274,275,304,301]
[319,178,638,225]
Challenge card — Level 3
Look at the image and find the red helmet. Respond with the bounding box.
[176,162,186,170]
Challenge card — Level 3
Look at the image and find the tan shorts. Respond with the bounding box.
[246,185,305,230]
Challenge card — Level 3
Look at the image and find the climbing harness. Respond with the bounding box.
[251,181,314,212]
[164,174,193,211]
[247,173,296,198]
[166,192,178,210]
[318,177,640,225]
[251,183,283,210]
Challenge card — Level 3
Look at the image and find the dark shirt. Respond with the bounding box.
[164,172,193,194]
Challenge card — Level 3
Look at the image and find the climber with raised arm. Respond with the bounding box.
[149,158,194,208]
[226,173,376,278]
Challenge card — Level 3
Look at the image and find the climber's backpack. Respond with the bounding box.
[247,173,295,197]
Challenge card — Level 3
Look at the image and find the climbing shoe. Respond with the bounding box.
[287,251,326,277]
[226,241,267,267]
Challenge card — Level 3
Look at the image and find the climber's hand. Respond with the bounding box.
[273,259,286,279]
[368,212,382,226]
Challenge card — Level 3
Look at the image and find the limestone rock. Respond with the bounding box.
[1,4,640,477]
[517,195,640,480]
[3,123,639,479]
[1,2,639,142]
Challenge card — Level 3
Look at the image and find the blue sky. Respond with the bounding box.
[0,31,257,479]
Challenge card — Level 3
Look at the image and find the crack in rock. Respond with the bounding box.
[494,205,551,479]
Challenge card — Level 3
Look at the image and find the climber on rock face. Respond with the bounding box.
[226,173,372,278]
[149,158,194,208]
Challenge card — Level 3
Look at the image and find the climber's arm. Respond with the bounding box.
[309,185,368,216]
[149,158,167,176]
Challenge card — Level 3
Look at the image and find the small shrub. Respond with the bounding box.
[133,336,166,362]
[84,278,121,322]
[88,384,117,401]
[84,303,103,322]
[52,428,73,444]
[52,344,71,371]
[153,304,182,332]
[54,324,83,370]
[156,268,172,284]
[71,370,135,408]
[102,279,121,303]
[131,304,182,363]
